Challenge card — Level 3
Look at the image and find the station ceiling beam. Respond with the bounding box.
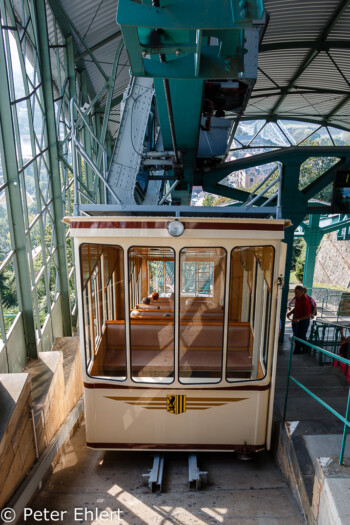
[47,0,108,81]
[77,31,122,60]
[260,40,350,52]
[267,0,350,119]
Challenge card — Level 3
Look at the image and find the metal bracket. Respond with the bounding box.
[142,454,165,493]
[188,454,208,490]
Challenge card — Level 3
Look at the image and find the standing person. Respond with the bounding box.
[287,285,312,354]
[288,287,317,318]
[303,287,317,318]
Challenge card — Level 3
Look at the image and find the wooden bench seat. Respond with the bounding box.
[136,303,221,311]
[103,348,251,375]
[102,321,252,376]
[131,310,224,321]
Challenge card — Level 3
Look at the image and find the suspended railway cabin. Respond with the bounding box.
[66,216,288,452]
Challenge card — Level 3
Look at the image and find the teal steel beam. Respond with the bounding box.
[95,40,124,178]
[307,205,331,213]
[202,183,269,206]
[284,335,350,465]
[154,77,203,204]
[137,50,246,80]
[202,146,350,185]
[80,70,94,190]
[302,214,350,290]
[303,214,322,291]
[33,0,72,336]
[0,25,37,358]
[118,0,264,31]
[47,0,73,37]
[106,134,112,169]
[321,217,350,234]
[67,35,76,101]
[279,160,307,340]
[93,113,104,202]
[96,94,123,112]
[302,159,345,200]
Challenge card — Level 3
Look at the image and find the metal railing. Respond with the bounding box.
[309,319,350,366]
[69,99,121,215]
[243,162,283,219]
[283,336,350,465]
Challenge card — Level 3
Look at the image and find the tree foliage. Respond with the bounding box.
[294,238,306,283]
[202,194,215,206]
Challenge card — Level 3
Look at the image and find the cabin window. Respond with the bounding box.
[80,244,126,380]
[181,261,214,297]
[128,247,175,384]
[179,248,226,384]
[148,260,174,296]
[226,246,274,382]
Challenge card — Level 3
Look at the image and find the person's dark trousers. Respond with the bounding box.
[292,319,310,353]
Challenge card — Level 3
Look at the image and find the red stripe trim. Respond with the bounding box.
[70,221,284,232]
[83,381,270,391]
[86,442,264,451]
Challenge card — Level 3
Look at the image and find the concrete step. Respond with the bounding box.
[277,421,350,524]
[275,334,350,522]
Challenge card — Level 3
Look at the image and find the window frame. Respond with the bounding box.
[128,245,176,385]
[226,245,275,384]
[80,243,127,382]
[178,246,227,385]
[148,258,175,296]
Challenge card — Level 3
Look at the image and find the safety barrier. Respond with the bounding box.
[309,289,350,320]
[283,336,350,465]
[309,319,350,367]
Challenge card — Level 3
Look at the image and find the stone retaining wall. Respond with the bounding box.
[314,232,350,289]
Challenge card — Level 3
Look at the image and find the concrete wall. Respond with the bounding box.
[0,374,36,509]
[0,296,65,374]
[0,338,83,508]
[0,314,27,373]
[37,295,64,354]
[314,232,350,289]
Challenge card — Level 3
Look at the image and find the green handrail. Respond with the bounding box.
[283,336,350,465]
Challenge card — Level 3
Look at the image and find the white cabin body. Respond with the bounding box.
[66,216,288,452]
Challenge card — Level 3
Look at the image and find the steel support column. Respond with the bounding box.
[303,214,322,292]
[96,40,123,172]
[0,27,37,357]
[33,0,72,336]
[279,161,307,340]
[81,70,94,189]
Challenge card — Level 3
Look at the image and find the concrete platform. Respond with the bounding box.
[275,325,350,523]
[18,421,304,525]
